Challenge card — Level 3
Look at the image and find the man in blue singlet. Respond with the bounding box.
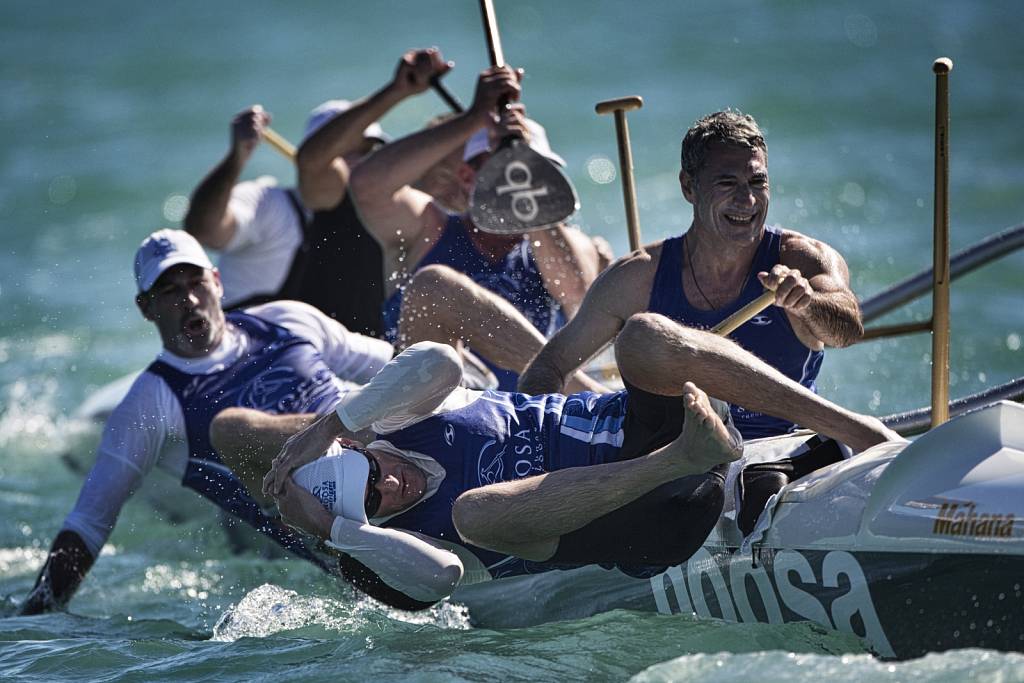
[246,322,895,610]
[520,110,865,439]
[348,51,606,393]
[18,229,395,615]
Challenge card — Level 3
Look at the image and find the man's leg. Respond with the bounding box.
[451,383,739,561]
[210,408,320,507]
[398,264,606,393]
[614,312,899,452]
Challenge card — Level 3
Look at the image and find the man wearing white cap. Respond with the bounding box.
[18,229,395,615]
[348,52,605,393]
[184,86,391,336]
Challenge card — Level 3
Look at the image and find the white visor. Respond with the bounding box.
[292,445,371,524]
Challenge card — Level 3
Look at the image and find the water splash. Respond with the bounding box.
[210,583,470,642]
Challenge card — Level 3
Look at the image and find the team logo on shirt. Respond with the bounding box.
[477,439,507,485]
[444,423,456,447]
[749,314,773,326]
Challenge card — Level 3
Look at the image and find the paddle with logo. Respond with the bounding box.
[467,0,580,234]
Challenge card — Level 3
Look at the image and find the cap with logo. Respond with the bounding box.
[303,99,391,146]
[462,118,566,167]
[292,446,371,525]
[134,229,215,293]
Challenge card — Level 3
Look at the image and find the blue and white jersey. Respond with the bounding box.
[381,388,629,575]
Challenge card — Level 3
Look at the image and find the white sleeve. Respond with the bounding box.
[328,517,463,603]
[334,342,464,434]
[245,300,394,384]
[61,373,182,555]
[223,177,292,252]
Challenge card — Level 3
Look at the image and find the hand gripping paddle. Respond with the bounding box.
[468,0,579,234]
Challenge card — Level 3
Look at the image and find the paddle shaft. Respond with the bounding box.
[596,96,643,251]
[931,57,953,428]
[479,0,506,67]
[261,126,296,161]
[710,290,776,336]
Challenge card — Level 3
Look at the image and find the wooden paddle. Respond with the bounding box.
[261,126,297,161]
[468,0,580,234]
[596,96,644,252]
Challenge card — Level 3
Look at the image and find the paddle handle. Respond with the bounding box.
[596,96,644,251]
[710,290,776,336]
[595,96,643,115]
[262,126,297,161]
[479,0,505,67]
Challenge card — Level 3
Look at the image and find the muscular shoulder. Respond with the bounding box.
[778,229,848,280]
[587,242,660,313]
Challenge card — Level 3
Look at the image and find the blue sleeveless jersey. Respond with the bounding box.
[648,227,824,438]
[146,311,343,568]
[382,214,567,391]
[381,389,629,577]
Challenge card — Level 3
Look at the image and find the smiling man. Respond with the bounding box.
[520,110,864,439]
[18,229,394,615]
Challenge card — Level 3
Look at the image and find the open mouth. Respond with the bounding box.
[182,315,209,336]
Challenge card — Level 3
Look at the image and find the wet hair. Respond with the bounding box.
[680,110,767,179]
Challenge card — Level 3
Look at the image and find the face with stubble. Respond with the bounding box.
[136,264,226,358]
[681,141,770,247]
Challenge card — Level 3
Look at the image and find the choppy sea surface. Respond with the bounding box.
[1,1,1022,680]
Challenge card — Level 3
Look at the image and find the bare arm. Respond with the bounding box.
[184,106,269,249]
[349,65,522,249]
[297,49,452,211]
[531,224,602,318]
[760,232,863,349]
[518,248,656,394]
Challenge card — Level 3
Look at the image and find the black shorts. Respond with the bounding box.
[546,380,731,574]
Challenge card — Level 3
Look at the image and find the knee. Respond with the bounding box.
[407,265,465,303]
[451,489,491,548]
[615,313,701,379]
[209,407,250,466]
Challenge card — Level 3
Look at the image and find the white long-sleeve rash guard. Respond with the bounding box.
[61,301,394,556]
[324,342,493,605]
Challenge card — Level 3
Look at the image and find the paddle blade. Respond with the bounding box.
[469,139,579,234]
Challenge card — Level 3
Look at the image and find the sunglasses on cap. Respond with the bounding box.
[362,451,382,518]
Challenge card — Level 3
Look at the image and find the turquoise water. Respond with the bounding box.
[2,0,1023,680]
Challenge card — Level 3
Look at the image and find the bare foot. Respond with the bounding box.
[845,414,903,452]
[663,382,743,475]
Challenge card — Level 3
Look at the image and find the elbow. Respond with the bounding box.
[405,341,464,393]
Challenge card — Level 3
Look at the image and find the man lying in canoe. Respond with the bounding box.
[346,50,606,392]
[520,110,864,439]
[215,316,897,610]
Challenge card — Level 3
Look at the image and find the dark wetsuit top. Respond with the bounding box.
[229,192,386,338]
[647,227,823,438]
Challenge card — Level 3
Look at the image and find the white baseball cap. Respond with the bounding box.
[292,446,372,524]
[303,99,390,145]
[133,229,215,293]
[463,118,566,167]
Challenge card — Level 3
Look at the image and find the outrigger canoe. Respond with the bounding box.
[452,399,1024,660]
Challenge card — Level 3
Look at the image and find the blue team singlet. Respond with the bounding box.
[146,311,344,569]
[381,389,629,577]
[382,214,567,391]
[648,227,824,438]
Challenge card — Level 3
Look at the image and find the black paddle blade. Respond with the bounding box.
[469,139,579,233]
